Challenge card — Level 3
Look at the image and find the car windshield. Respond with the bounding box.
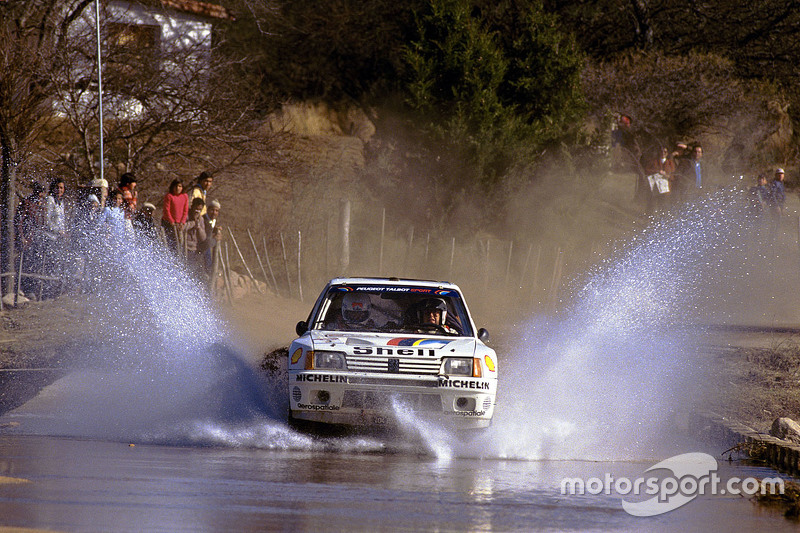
[310,285,473,336]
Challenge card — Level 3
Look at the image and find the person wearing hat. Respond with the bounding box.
[184,197,207,277]
[132,201,158,244]
[201,199,221,279]
[90,177,109,208]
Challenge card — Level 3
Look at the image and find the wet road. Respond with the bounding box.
[0,434,796,532]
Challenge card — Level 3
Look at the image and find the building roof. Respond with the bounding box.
[157,0,235,21]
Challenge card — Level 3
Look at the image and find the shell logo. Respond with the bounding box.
[484,355,496,372]
[291,348,303,364]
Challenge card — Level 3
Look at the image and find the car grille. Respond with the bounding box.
[346,355,441,375]
[341,390,442,412]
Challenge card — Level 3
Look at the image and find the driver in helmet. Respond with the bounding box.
[341,292,373,329]
[414,298,457,334]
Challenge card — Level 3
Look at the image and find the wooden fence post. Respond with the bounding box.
[519,243,533,290]
[227,227,263,294]
[222,242,234,305]
[379,207,385,275]
[403,226,414,275]
[247,229,272,293]
[280,232,292,295]
[297,230,303,302]
[340,200,351,272]
[549,247,564,309]
[262,235,279,295]
[449,237,456,278]
[504,240,513,289]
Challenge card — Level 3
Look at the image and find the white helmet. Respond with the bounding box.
[342,293,371,323]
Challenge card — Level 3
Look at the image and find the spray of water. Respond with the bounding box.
[403,191,792,461]
[5,190,792,459]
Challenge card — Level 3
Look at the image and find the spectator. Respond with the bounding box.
[677,143,704,200]
[645,146,675,211]
[611,114,640,174]
[73,194,102,291]
[161,179,188,254]
[769,168,786,216]
[202,199,221,278]
[117,173,138,220]
[184,197,207,276]
[668,141,689,202]
[133,202,158,244]
[690,144,704,191]
[187,171,213,217]
[747,174,771,228]
[42,178,67,298]
[768,168,787,243]
[15,182,47,294]
[90,177,109,208]
[101,189,131,241]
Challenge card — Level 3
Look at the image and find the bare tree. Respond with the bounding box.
[44,2,267,183]
[0,1,95,290]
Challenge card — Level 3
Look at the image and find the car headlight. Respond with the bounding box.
[442,357,475,376]
[307,350,346,370]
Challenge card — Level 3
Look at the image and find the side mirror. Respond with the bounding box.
[296,321,308,336]
[477,328,489,342]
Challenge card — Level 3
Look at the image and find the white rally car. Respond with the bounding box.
[288,277,497,430]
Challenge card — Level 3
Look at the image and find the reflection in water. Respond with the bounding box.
[0,435,794,532]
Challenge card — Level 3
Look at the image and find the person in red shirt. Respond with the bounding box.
[161,179,188,254]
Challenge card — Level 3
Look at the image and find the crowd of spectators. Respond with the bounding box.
[13,171,223,300]
[611,115,790,228]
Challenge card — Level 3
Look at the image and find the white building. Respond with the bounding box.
[61,0,234,118]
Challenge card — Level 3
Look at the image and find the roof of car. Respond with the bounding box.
[327,277,460,290]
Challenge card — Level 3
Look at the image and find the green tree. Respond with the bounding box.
[403,0,585,189]
[220,0,418,103]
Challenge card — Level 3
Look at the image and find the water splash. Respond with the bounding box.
[412,191,795,460]
[5,190,795,459]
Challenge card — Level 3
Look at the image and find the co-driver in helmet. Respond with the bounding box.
[339,292,373,330]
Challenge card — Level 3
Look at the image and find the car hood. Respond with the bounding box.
[308,331,478,356]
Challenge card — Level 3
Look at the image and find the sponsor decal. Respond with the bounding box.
[453,410,487,417]
[295,374,349,383]
[484,355,496,372]
[387,337,453,347]
[438,378,490,390]
[291,348,303,364]
[297,403,341,411]
[334,286,458,297]
[352,346,436,356]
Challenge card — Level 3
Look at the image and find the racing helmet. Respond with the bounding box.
[342,293,371,323]
[417,298,447,325]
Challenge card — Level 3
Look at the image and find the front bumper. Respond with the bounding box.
[289,370,496,429]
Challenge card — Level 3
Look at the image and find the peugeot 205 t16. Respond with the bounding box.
[289,277,497,431]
